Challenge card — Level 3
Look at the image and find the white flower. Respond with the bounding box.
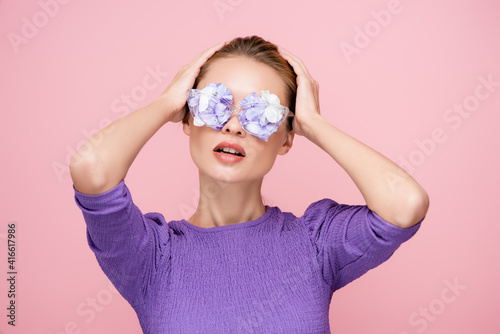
[264,106,282,123]
[261,90,281,106]
[198,85,217,112]
[261,90,284,123]
[193,114,205,126]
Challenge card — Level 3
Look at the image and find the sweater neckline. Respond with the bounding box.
[180,205,274,232]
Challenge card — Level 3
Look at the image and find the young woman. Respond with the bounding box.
[71,36,429,333]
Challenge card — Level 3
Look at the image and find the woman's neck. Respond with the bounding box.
[187,173,266,228]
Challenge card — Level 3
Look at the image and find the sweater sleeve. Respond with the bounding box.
[302,198,422,292]
[72,180,172,307]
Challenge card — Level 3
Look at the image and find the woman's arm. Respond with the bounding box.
[70,99,172,195]
[70,41,227,195]
[302,114,428,228]
[278,46,429,228]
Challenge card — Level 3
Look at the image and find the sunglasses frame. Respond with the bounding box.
[186,83,294,141]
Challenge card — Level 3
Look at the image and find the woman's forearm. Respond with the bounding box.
[69,41,228,195]
[301,113,429,228]
[70,97,173,195]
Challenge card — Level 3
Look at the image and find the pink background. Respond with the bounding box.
[1,0,499,333]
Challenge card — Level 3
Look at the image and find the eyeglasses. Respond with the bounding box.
[186,82,294,141]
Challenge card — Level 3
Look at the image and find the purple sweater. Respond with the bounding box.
[73,179,422,333]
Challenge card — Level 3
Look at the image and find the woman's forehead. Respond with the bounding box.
[199,57,287,101]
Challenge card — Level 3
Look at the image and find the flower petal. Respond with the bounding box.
[268,93,280,105]
[199,94,209,112]
[193,115,205,127]
[246,107,260,121]
[203,113,217,126]
[215,102,227,115]
[245,122,262,134]
[265,106,282,123]
[259,112,267,126]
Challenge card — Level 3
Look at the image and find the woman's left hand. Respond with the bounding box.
[278,46,322,137]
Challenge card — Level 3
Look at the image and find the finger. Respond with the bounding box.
[192,40,226,66]
[279,49,305,77]
[278,46,314,80]
[279,46,303,67]
[183,41,225,72]
[279,49,308,79]
[287,54,313,81]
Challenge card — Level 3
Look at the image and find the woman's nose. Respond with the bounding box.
[221,108,245,136]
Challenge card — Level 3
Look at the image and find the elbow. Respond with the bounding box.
[393,188,430,228]
[70,153,108,195]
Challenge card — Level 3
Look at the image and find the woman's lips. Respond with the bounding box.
[213,141,246,157]
[213,151,245,163]
[213,141,246,163]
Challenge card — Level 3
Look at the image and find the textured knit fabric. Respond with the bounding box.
[73,179,422,334]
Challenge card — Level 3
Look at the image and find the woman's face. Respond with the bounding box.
[182,56,294,184]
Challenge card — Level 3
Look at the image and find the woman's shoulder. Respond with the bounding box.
[275,198,343,221]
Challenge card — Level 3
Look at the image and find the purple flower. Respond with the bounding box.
[187,83,289,141]
[239,91,287,141]
[187,83,233,130]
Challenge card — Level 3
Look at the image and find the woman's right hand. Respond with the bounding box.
[155,40,227,123]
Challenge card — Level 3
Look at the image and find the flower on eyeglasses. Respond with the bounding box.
[239,91,286,141]
[261,91,283,123]
[187,83,233,130]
